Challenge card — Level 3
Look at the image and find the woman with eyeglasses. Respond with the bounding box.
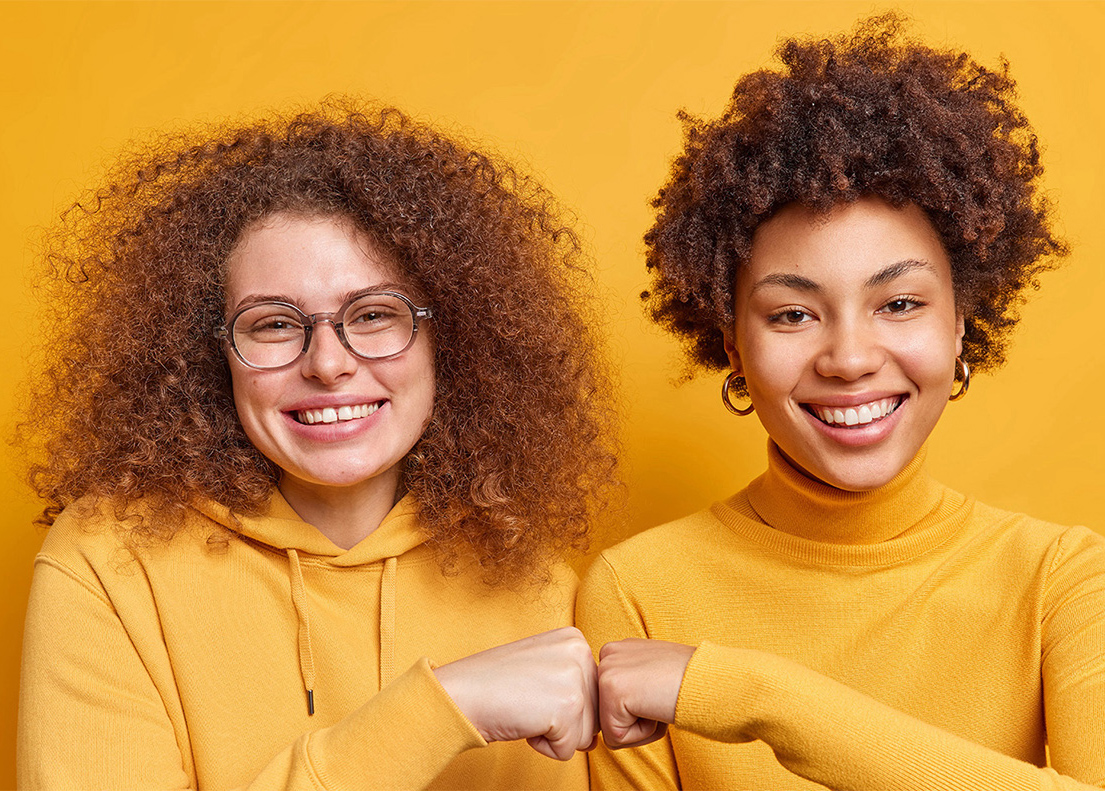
[17,103,612,789]
[578,15,1105,791]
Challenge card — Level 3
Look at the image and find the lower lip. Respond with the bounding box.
[803,399,906,447]
[282,402,386,441]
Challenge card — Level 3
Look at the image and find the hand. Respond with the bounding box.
[596,638,696,749]
[433,627,599,760]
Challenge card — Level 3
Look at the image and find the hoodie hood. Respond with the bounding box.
[193,491,428,715]
[195,491,429,565]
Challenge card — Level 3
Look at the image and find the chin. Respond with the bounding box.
[789,448,910,492]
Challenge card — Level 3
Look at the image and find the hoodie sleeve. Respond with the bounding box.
[240,659,487,790]
[18,556,486,791]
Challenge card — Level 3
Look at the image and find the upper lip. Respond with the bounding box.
[284,395,386,412]
[800,392,907,409]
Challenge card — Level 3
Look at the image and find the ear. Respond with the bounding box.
[723,330,742,375]
[954,312,965,358]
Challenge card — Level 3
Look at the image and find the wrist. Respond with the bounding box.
[432,662,491,741]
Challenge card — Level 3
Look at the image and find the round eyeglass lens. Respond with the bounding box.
[231,304,308,369]
[342,293,417,359]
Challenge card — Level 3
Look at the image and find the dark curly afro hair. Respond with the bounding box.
[644,13,1067,381]
[21,99,617,585]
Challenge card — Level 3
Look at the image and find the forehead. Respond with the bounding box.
[224,212,403,307]
[743,198,951,287]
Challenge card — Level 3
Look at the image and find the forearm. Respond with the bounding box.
[678,642,1102,791]
[243,659,486,791]
[19,561,485,791]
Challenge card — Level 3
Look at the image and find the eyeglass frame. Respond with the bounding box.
[215,289,433,371]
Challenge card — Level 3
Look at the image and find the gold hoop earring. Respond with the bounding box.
[949,357,970,402]
[722,371,755,416]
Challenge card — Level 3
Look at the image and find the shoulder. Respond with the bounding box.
[36,496,222,592]
[967,499,1105,561]
[581,506,725,600]
[602,507,726,563]
[959,500,1105,608]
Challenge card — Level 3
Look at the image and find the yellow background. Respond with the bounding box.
[1,1,1102,784]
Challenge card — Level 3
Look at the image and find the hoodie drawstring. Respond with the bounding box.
[286,548,317,716]
[380,555,397,689]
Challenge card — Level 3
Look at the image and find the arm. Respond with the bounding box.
[19,559,595,790]
[1039,528,1105,786]
[602,638,1104,790]
[605,640,1105,791]
[576,555,680,791]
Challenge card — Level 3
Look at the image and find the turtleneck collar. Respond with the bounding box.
[713,441,971,567]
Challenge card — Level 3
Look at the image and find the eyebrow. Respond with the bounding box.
[863,259,934,288]
[232,283,409,311]
[749,273,821,294]
[749,259,935,295]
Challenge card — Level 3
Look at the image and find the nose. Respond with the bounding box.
[814,318,885,382]
[299,319,359,383]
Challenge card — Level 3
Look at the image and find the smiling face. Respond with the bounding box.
[224,212,435,508]
[727,197,964,491]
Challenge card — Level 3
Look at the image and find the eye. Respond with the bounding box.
[768,308,814,325]
[256,317,299,331]
[346,302,405,334]
[878,296,924,315]
[237,310,305,340]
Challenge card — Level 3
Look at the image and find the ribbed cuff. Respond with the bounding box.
[306,657,487,790]
[674,642,763,743]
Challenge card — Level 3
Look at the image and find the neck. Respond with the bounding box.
[278,467,403,550]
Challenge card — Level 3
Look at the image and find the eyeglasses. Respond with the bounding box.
[216,290,432,370]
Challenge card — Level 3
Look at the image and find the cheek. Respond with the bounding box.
[740,333,809,398]
[892,330,958,390]
[229,368,277,433]
[373,349,436,413]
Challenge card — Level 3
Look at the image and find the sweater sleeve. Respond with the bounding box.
[18,559,486,791]
[1040,528,1105,786]
[576,555,680,791]
[676,642,1103,790]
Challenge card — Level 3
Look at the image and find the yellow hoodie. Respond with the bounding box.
[18,494,586,790]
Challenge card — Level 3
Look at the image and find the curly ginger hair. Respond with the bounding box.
[645,14,1067,385]
[22,101,617,584]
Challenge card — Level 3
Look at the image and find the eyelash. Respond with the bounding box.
[880,295,926,314]
[767,307,813,325]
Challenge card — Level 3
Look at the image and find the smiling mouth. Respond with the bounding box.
[804,396,904,428]
[293,402,382,425]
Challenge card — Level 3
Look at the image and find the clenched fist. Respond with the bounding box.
[434,627,599,760]
[596,638,695,749]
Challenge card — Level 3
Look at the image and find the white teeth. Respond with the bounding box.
[813,397,900,427]
[296,402,380,425]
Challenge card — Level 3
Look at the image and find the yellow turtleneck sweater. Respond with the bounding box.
[19,493,586,790]
[578,444,1105,790]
